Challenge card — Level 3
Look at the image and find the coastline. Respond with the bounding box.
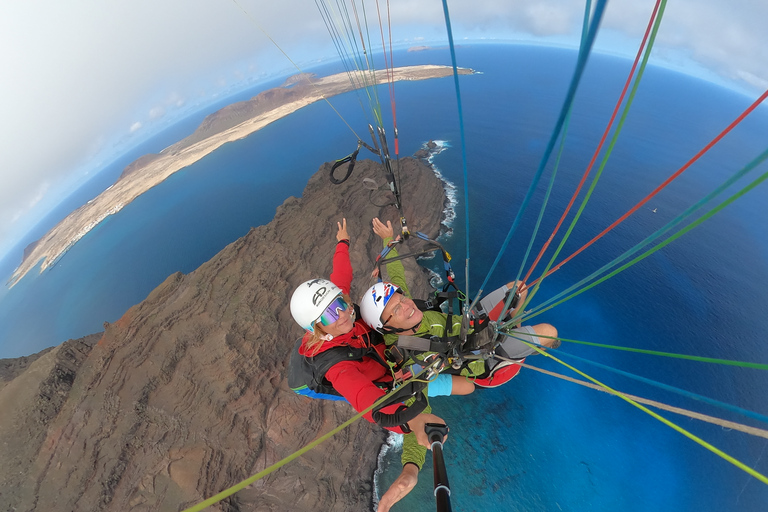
[0,156,447,511]
[9,64,474,287]
[373,140,456,504]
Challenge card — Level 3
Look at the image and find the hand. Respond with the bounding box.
[336,218,349,242]
[506,280,528,300]
[372,217,394,240]
[377,463,419,512]
[406,413,448,448]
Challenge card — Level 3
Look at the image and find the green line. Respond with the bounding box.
[525,0,668,308]
[507,108,570,317]
[512,145,768,327]
[522,346,768,485]
[524,167,768,321]
[508,0,591,304]
[557,337,768,370]
[181,362,439,512]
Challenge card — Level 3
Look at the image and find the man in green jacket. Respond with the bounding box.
[369,217,559,510]
[362,218,559,363]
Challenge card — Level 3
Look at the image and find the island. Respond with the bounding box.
[9,64,473,287]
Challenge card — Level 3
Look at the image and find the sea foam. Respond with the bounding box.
[372,432,404,507]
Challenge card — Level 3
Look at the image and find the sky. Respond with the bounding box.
[1,0,767,264]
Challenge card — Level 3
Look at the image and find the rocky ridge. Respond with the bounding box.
[0,154,449,511]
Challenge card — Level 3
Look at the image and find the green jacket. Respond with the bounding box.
[379,239,494,468]
[381,238,486,377]
[380,241,429,470]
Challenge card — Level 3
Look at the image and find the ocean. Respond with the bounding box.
[1,45,767,511]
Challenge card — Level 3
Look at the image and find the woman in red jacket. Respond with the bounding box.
[289,218,444,445]
[290,219,445,510]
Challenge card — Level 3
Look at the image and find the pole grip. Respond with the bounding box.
[424,423,452,512]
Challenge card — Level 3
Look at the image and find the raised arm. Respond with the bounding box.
[329,218,353,294]
[372,217,412,298]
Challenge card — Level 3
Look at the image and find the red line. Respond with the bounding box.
[529,87,768,287]
[522,0,663,285]
[374,0,398,155]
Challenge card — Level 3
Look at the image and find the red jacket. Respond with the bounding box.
[299,240,408,434]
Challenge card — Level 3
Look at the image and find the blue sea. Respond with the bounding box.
[1,45,767,511]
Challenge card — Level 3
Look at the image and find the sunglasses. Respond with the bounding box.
[318,296,350,326]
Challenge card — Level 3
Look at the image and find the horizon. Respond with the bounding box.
[2,0,768,261]
[2,39,765,270]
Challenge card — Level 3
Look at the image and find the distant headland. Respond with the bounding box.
[9,64,474,287]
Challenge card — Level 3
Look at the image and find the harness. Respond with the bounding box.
[287,314,430,430]
[287,337,374,401]
[286,292,504,428]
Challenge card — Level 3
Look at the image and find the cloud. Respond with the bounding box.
[524,3,576,36]
[9,182,49,224]
[1,181,52,256]
[736,70,768,91]
[129,121,142,133]
[149,107,165,120]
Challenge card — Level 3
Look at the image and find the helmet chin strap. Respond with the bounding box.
[380,319,421,335]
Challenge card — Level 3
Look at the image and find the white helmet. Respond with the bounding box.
[360,282,400,331]
[291,279,343,331]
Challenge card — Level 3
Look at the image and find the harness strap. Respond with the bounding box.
[371,380,429,428]
[397,335,451,354]
[329,140,380,184]
[374,233,456,286]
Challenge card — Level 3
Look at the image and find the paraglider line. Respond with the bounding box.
[517,148,768,323]
[518,361,768,440]
[546,336,768,370]
[230,0,364,141]
[529,86,768,288]
[496,342,768,485]
[441,0,472,298]
[471,0,608,309]
[180,359,443,512]
[522,0,664,286]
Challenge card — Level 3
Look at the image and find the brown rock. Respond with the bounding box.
[119,154,163,181]
[0,156,448,511]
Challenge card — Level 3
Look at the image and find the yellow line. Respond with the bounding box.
[181,360,441,511]
[518,361,768,440]
[501,341,768,485]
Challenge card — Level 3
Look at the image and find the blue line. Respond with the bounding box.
[522,146,768,320]
[472,0,608,307]
[513,0,591,286]
[441,0,471,298]
[550,348,768,426]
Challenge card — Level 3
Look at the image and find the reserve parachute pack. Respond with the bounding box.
[287,337,370,401]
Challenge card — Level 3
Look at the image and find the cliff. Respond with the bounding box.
[0,155,448,511]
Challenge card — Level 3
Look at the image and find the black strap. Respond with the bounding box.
[329,148,359,184]
[329,140,380,185]
[397,335,450,354]
[371,382,429,428]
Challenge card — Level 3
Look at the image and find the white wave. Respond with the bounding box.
[426,267,444,289]
[373,432,404,507]
[420,140,457,236]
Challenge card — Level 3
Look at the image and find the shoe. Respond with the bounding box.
[473,358,523,388]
